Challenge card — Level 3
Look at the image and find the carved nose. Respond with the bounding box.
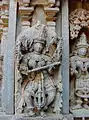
[83,63,86,69]
[82,67,87,72]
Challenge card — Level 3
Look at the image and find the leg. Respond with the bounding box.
[24,89,35,116]
[83,98,89,109]
[70,97,83,110]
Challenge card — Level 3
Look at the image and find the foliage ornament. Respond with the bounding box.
[69,9,89,40]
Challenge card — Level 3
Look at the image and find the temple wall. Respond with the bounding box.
[0,0,89,120]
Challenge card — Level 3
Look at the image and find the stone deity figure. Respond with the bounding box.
[16,22,62,117]
[70,32,89,111]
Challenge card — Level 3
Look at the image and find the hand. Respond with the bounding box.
[48,67,54,75]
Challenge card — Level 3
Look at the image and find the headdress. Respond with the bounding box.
[76,32,89,49]
[33,22,47,45]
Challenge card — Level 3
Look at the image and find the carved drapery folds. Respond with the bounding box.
[15,22,63,117]
[70,8,89,116]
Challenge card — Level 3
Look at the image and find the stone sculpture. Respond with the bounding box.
[70,32,89,113]
[69,9,89,40]
[16,22,63,117]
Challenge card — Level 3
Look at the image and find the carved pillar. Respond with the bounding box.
[0,19,3,43]
[1,27,8,112]
[0,0,9,112]
[62,0,69,114]
[1,15,8,57]
[0,19,3,111]
[3,0,17,114]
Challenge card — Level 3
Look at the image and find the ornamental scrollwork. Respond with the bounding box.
[69,9,89,40]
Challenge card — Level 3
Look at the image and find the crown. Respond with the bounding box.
[33,22,47,44]
[34,38,46,44]
[76,32,89,49]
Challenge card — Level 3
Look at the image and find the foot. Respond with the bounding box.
[16,107,23,113]
[27,110,35,117]
[40,111,46,117]
[83,104,89,109]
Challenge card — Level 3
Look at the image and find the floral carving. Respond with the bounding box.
[69,9,89,40]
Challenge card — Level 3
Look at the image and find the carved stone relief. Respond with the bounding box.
[70,8,89,116]
[15,22,65,119]
[19,0,60,27]
[69,8,89,40]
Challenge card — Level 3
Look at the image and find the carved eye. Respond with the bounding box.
[87,67,89,72]
[76,67,79,71]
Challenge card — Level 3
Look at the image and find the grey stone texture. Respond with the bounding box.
[2,0,17,114]
[61,0,69,114]
[11,114,70,120]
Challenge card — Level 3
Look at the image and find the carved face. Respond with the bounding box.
[34,42,44,53]
[78,47,87,56]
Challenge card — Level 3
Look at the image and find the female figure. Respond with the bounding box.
[70,33,89,110]
[16,23,61,116]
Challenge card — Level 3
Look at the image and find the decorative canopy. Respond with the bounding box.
[70,9,89,40]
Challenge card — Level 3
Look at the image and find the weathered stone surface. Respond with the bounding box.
[61,0,69,114]
[3,0,17,114]
[0,115,13,120]
[11,115,68,120]
[0,114,74,120]
[12,117,63,120]
[70,9,89,40]
[64,114,74,120]
[15,22,63,117]
[70,33,89,113]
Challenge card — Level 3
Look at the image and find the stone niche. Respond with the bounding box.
[14,0,69,119]
[15,21,67,120]
[69,7,89,118]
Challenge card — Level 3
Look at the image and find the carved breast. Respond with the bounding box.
[28,53,49,69]
[75,57,89,72]
[76,60,83,69]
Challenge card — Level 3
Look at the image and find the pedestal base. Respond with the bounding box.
[71,108,89,118]
[0,114,73,120]
[11,114,72,120]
